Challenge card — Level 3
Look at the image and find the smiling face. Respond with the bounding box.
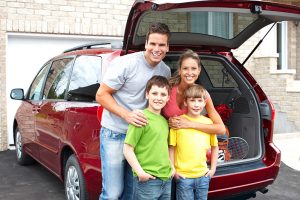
[185,97,206,118]
[146,85,170,114]
[179,57,201,86]
[144,33,169,67]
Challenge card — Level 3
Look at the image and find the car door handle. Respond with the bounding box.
[32,107,41,112]
[74,122,81,131]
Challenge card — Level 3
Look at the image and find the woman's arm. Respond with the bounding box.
[204,98,226,134]
[169,98,226,135]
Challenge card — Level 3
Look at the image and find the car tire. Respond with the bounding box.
[64,155,88,200]
[14,127,35,165]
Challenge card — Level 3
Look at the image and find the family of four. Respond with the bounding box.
[96,22,226,200]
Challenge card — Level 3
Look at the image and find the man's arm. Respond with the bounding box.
[123,144,155,182]
[96,83,147,127]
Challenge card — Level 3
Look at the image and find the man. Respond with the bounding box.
[96,22,171,200]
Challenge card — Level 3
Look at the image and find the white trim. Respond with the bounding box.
[280,21,288,70]
[229,13,233,38]
[7,32,122,41]
[270,69,296,74]
[208,12,213,35]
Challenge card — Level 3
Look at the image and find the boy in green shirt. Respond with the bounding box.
[123,75,173,200]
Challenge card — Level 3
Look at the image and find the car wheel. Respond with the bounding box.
[15,127,35,165]
[64,155,88,200]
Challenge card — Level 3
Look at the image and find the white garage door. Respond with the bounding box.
[6,33,122,147]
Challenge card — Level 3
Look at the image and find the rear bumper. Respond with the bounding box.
[208,142,281,199]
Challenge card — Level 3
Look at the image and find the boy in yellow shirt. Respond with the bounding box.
[169,84,219,200]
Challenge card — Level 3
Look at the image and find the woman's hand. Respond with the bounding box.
[169,116,191,129]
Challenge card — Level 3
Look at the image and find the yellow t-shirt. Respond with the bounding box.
[169,114,218,178]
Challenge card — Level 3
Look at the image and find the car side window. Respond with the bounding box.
[43,58,74,100]
[67,55,102,102]
[28,62,51,100]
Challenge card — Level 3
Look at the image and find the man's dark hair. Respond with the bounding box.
[146,75,170,94]
[146,22,171,44]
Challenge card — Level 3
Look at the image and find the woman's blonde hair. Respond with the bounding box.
[169,49,201,87]
[184,84,207,101]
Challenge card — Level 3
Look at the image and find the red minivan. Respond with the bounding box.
[10,1,300,200]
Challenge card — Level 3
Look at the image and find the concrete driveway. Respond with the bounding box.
[0,147,299,200]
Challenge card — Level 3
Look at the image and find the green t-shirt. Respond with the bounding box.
[125,109,172,180]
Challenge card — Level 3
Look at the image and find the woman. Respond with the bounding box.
[162,49,226,134]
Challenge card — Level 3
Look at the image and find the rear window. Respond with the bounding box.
[137,9,258,40]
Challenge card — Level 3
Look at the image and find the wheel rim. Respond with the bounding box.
[66,166,80,200]
[16,131,22,159]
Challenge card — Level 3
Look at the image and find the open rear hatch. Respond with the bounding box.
[123,0,300,52]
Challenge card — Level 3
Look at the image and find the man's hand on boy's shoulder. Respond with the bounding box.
[124,109,148,127]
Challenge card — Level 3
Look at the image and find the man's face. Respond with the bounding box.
[144,33,169,67]
[146,85,169,114]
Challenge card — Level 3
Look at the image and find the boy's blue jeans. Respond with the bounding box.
[133,177,172,200]
[175,176,211,200]
[99,127,133,200]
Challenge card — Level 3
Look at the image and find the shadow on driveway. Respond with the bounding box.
[1,150,299,200]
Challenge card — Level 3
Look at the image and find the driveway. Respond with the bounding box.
[0,149,299,200]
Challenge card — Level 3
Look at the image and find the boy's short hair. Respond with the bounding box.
[146,22,171,44]
[184,84,207,100]
[146,75,170,94]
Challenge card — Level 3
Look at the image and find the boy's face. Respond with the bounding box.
[185,97,206,118]
[144,33,169,67]
[146,85,169,114]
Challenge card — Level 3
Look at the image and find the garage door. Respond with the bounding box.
[6,33,122,147]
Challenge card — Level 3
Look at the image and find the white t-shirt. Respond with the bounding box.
[101,51,171,133]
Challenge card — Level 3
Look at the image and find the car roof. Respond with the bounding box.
[123,0,300,52]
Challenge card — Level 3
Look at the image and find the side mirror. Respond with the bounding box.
[10,88,24,100]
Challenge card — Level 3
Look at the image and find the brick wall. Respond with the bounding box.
[0,0,132,151]
[0,2,8,151]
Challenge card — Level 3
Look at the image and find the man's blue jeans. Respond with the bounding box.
[175,176,211,200]
[133,177,172,200]
[99,127,133,200]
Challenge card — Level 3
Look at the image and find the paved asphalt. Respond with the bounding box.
[0,150,299,200]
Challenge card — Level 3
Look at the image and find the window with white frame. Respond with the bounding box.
[277,21,288,70]
[191,12,233,39]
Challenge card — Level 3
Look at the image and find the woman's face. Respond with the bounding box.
[179,57,201,85]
